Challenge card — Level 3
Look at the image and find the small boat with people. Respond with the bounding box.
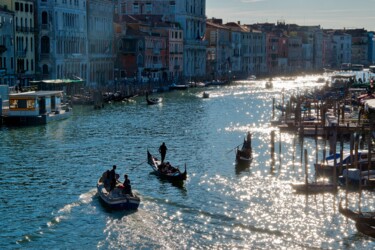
[235,132,253,163]
[146,92,162,105]
[202,92,210,98]
[147,150,187,181]
[97,168,140,210]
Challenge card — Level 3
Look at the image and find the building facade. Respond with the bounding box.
[36,0,88,81]
[87,0,114,87]
[0,6,15,85]
[2,0,35,87]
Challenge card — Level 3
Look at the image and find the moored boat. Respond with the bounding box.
[169,83,189,90]
[339,200,375,222]
[314,150,375,176]
[338,169,375,187]
[355,221,375,238]
[146,93,162,105]
[291,182,338,193]
[147,150,187,181]
[97,176,140,210]
[2,90,72,126]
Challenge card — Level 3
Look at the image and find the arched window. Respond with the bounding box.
[42,11,48,25]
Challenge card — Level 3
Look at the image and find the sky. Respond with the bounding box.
[206,0,375,31]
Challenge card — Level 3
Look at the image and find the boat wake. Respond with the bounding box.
[16,189,98,246]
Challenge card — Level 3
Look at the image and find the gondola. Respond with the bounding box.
[146,93,162,105]
[356,221,375,238]
[147,150,187,181]
[235,132,253,163]
[339,200,375,222]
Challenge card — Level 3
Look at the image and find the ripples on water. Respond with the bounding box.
[1,75,375,249]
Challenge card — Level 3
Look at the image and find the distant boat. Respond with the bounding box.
[208,79,227,86]
[247,75,256,80]
[146,93,162,105]
[169,83,189,90]
[265,81,273,89]
[202,92,209,98]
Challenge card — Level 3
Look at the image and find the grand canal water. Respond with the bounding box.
[1,75,375,249]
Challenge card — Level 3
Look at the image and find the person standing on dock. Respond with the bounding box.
[159,142,168,163]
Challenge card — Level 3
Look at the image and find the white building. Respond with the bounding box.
[331,31,352,68]
[36,0,88,80]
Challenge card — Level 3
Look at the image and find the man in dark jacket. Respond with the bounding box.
[159,142,168,163]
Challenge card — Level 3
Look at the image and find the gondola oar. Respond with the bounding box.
[226,143,242,154]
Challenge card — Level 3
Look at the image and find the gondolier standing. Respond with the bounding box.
[159,142,168,163]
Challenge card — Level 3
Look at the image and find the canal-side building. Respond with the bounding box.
[174,0,207,80]
[153,22,184,83]
[247,28,267,76]
[330,30,352,69]
[345,28,369,66]
[0,6,15,86]
[205,19,231,80]
[114,0,207,80]
[2,0,35,87]
[114,18,169,84]
[286,33,303,73]
[368,32,375,65]
[224,21,247,79]
[36,0,88,81]
[87,0,114,87]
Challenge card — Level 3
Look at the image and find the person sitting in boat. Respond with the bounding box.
[122,174,132,196]
[109,165,117,191]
